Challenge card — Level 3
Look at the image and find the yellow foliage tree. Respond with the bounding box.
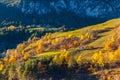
[104,41,113,51]
[79,34,84,40]
[85,33,89,37]
[68,34,73,38]
[104,37,115,51]
[52,55,62,65]
[85,33,91,39]
[23,53,29,60]
[51,40,56,46]
[111,37,115,42]
[59,53,65,62]
[9,56,16,63]
[52,55,58,62]
[92,51,105,67]
[64,52,71,63]
[22,50,25,55]
[76,55,82,65]
[13,50,19,58]
[114,46,120,61]
[8,25,15,30]
[17,43,25,51]
[43,33,52,40]
[55,38,60,43]
[0,62,3,71]
[106,52,115,64]
[37,40,43,45]
[36,45,45,54]
[73,40,78,47]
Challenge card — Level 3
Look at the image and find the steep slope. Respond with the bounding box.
[0,0,120,28]
[1,18,120,80]
[37,18,120,57]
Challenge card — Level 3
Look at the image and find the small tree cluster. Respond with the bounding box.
[52,52,71,66]
[104,37,115,51]
[92,51,105,67]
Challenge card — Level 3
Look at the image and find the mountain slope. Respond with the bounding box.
[0,0,120,28]
[1,18,120,80]
[37,18,120,57]
[1,0,120,18]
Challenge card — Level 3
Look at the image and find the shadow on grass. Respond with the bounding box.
[47,68,98,80]
[0,29,48,53]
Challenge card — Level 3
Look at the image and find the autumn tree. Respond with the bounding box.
[79,34,84,40]
[0,62,3,71]
[114,46,120,61]
[104,37,115,51]
[107,52,115,64]
[36,44,45,54]
[23,53,29,60]
[68,34,73,38]
[17,43,25,52]
[76,55,82,65]
[9,56,16,63]
[64,52,71,63]
[92,51,105,67]
[43,33,52,41]
[60,45,67,51]
[8,25,15,30]
[52,55,62,65]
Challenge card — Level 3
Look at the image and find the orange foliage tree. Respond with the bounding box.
[9,56,16,63]
[23,53,29,60]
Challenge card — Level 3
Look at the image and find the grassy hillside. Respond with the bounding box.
[44,18,120,57]
[1,18,120,80]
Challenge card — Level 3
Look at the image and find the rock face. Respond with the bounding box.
[0,0,120,28]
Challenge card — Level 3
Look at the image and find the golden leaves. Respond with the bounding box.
[52,52,71,65]
[23,53,29,60]
[104,37,115,51]
[92,51,105,67]
[0,62,3,71]
[9,56,16,63]
[76,55,82,65]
